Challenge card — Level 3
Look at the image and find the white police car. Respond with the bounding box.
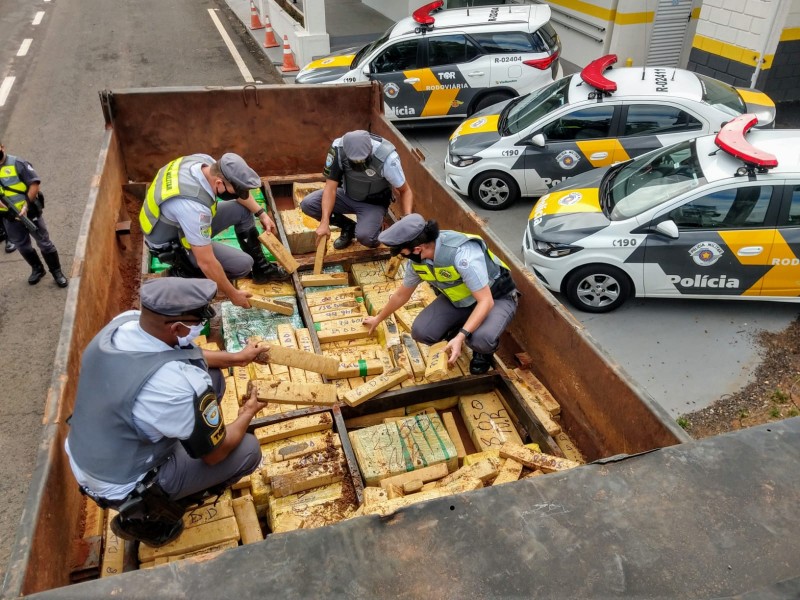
[295,0,560,123]
[445,54,775,210]
[522,114,800,312]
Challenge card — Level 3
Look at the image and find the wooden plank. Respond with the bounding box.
[261,343,339,377]
[379,315,401,348]
[344,407,405,429]
[183,492,235,529]
[330,359,384,379]
[360,489,448,517]
[438,457,501,487]
[405,396,459,414]
[514,368,561,415]
[271,431,342,462]
[384,255,403,278]
[271,461,345,498]
[248,379,338,406]
[254,412,333,443]
[138,517,240,562]
[316,322,373,344]
[508,378,561,436]
[232,495,265,544]
[301,273,349,287]
[264,448,344,479]
[295,328,324,384]
[100,510,124,578]
[441,412,467,466]
[378,463,450,491]
[313,235,328,274]
[165,540,239,563]
[402,480,424,494]
[309,300,361,315]
[257,231,300,274]
[83,500,105,539]
[401,333,426,381]
[305,286,363,307]
[554,432,585,464]
[267,482,344,530]
[249,295,294,316]
[362,487,389,507]
[492,458,523,486]
[423,340,451,382]
[344,368,410,407]
[235,279,295,297]
[312,306,366,322]
[499,442,581,473]
[458,392,525,451]
[292,181,325,208]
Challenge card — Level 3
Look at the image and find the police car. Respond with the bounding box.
[294,0,560,123]
[445,54,775,210]
[522,114,800,313]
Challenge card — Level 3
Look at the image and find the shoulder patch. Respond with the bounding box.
[458,258,470,269]
[200,225,212,239]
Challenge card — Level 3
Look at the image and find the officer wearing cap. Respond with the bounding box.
[300,130,413,250]
[140,152,290,309]
[66,278,270,547]
[363,214,518,375]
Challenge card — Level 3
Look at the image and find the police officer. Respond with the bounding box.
[65,278,268,547]
[363,214,518,375]
[140,153,289,309]
[300,130,413,250]
[0,143,67,286]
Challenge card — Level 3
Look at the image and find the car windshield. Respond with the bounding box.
[353,27,393,68]
[502,77,571,135]
[603,140,706,220]
[697,74,746,118]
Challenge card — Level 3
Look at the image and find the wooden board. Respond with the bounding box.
[492,458,523,486]
[437,457,501,487]
[249,294,295,316]
[257,231,300,274]
[554,432,585,464]
[305,287,363,307]
[232,495,264,544]
[458,392,525,451]
[441,412,467,466]
[401,333,426,381]
[378,463,449,491]
[292,181,325,208]
[423,340,451,382]
[183,492,235,529]
[343,368,409,407]
[261,343,340,377]
[100,510,124,578]
[271,431,342,462]
[294,328,324,384]
[514,368,561,415]
[248,379,337,406]
[270,461,345,498]
[344,407,405,429]
[331,359,384,379]
[264,447,344,479]
[280,207,318,254]
[138,517,240,562]
[499,442,581,473]
[508,379,561,436]
[235,279,295,297]
[301,273,349,287]
[254,412,334,443]
[313,235,328,274]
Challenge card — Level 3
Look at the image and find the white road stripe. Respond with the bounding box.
[32,11,45,25]
[0,77,16,106]
[207,8,254,83]
[17,39,33,57]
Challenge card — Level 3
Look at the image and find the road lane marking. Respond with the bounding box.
[17,39,33,57]
[0,77,16,106]
[32,11,45,25]
[207,9,254,83]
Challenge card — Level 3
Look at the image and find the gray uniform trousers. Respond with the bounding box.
[411,291,519,355]
[3,214,57,254]
[300,188,386,248]
[185,201,256,279]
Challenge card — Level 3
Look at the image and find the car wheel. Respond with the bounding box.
[469,170,520,210]
[564,265,632,313]
[471,92,514,115]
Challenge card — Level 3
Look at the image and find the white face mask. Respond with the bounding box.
[175,322,205,347]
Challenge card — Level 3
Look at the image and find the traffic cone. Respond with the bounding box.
[280,35,300,72]
[249,0,263,30]
[263,16,279,48]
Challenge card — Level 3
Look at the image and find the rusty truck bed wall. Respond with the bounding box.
[3,83,685,597]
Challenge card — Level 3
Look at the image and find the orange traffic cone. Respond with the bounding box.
[249,0,263,30]
[263,16,279,48]
[280,35,300,72]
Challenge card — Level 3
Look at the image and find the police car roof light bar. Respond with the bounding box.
[580,54,618,93]
[413,0,443,27]
[715,113,778,169]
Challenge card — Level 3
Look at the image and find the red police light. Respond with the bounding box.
[413,0,444,26]
[580,54,618,92]
[715,113,778,169]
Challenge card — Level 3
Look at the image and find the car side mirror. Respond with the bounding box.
[530,133,545,147]
[654,220,679,239]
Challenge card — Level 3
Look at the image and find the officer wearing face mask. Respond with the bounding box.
[65,278,270,547]
[363,214,518,375]
[140,153,290,309]
[300,130,413,250]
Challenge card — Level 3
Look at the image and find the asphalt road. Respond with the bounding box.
[0,0,280,582]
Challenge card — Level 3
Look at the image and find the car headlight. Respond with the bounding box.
[533,240,583,258]
[449,153,482,168]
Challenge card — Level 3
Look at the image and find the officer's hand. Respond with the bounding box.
[239,386,267,418]
[316,222,331,241]
[445,337,463,367]
[362,315,381,335]
[259,213,276,235]
[233,340,269,366]
[230,288,252,309]
[18,203,28,219]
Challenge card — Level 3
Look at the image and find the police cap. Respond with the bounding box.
[378,213,427,248]
[342,130,373,161]
[218,153,261,199]
[140,278,217,319]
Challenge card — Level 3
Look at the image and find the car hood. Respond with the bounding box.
[528,186,611,244]
[295,48,358,84]
[448,112,503,155]
[735,88,776,127]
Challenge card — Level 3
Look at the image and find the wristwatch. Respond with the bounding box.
[459,327,472,340]
[254,208,266,218]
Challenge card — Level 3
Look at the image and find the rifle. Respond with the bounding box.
[0,194,40,236]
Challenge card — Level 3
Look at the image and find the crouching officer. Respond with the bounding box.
[65,278,269,547]
[300,129,413,250]
[140,153,289,309]
[363,214,518,375]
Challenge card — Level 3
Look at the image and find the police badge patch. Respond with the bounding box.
[384,83,400,99]
[689,241,724,266]
[201,398,221,428]
[556,149,581,170]
[365,168,377,177]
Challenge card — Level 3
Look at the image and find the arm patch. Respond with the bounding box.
[180,386,226,458]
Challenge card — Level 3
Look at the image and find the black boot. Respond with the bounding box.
[43,251,69,288]
[111,514,184,548]
[20,248,46,285]
[235,228,290,283]
[469,352,494,375]
[331,215,356,250]
[4,240,16,253]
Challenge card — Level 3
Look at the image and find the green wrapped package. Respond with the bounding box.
[221,297,303,352]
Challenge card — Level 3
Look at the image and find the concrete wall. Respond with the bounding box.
[258,0,330,66]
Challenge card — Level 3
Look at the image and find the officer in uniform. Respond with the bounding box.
[140,153,289,309]
[65,278,269,547]
[300,130,413,250]
[0,143,67,286]
[363,214,518,375]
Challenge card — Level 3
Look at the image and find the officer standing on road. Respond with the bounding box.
[363,214,518,375]
[140,153,289,309]
[300,130,413,250]
[65,278,268,547]
[0,143,68,286]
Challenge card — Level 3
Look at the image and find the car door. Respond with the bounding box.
[618,104,705,159]
[763,182,800,297]
[523,104,619,190]
[368,39,424,120]
[641,183,780,297]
